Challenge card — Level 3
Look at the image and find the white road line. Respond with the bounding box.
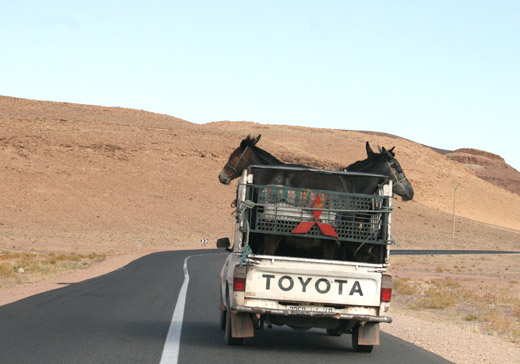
[160,253,225,364]
[159,255,190,364]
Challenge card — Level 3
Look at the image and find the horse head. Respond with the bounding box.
[218,135,282,184]
[347,142,414,201]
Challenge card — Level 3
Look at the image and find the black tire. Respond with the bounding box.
[220,309,226,330]
[326,327,343,336]
[352,325,374,353]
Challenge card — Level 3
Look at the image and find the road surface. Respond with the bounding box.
[0,249,458,364]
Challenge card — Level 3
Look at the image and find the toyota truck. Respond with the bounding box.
[217,165,394,352]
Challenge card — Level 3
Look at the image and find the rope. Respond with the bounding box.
[389,235,399,247]
[385,160,408,188]
[238,200,256,266]
[240,242,253,267]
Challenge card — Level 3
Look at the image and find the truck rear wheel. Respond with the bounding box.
[352,325,374,353]
[220,309,226,330]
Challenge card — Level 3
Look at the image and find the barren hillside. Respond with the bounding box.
[1,96,519,254]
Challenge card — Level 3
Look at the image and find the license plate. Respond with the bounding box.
[287,305,335,314]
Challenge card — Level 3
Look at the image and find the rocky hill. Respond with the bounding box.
[446,148,520,196]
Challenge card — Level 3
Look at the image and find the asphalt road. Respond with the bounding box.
[0,249,461,364]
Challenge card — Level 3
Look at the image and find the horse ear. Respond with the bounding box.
[253,134,261,146]
[377,145,383,153]
[381,146,395,158]
[240,137,248,149]
[366,142,375,157]
[381,146,393,158]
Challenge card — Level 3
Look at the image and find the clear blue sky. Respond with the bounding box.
[2,1,519,171]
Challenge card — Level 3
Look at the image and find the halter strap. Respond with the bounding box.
[225,146,249,177]
[385,160,408,187]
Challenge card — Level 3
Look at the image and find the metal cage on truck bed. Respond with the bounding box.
[241,166,393,246]
[248,185,392,244]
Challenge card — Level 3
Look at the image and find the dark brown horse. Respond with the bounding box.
[219,136,345,258]
[218,135,413,261]
[218,135,384,259]
[219,135,414,201]
[342,142,414,201]
[219,135,282,185]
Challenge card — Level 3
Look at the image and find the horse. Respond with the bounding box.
[219,135,385,194]
[218,135,281,185]
[218,135,340,258]
[333,142,414,262]
[343,141,414,201]
[219,135,414,201]
[218,135,388,260]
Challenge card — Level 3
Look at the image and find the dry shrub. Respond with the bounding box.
[485,312,520,343]
[460,288,479,300]
[86,253,106,261]
[393,277,420,295]
[509,324,520,343]
[463,313,479,321]
[0,262,16,278]
[410,288,457,309]
[54,253,81,262]
[480,291,515,305]
[0,250,107,287]
[0,251,25,261]
[432,278,460,289]
[487,316,515,335]
[513,301,520,319]
[17,254,44,273]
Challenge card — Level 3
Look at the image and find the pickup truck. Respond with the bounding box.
[217,165,394,352]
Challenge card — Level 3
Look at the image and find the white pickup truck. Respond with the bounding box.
[217,166,394,352]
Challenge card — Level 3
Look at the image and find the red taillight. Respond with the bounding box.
[381,274,393,302]
[233,265,247,292]
[234,277,246,291]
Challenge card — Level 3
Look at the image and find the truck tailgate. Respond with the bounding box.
[245,257,382,307]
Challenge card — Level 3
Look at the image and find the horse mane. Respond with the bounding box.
[251,145,283,164]
[240,135,283,164]
[344,154,382,172]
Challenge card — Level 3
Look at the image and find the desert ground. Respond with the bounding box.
[1,96,520,363]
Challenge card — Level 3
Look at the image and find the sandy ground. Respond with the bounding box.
[2,96,520,363]
[383,312,520,364]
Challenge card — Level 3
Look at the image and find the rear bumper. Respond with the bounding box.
[233,305,392,323]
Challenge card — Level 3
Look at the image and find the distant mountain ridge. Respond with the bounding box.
[446,148,520,196]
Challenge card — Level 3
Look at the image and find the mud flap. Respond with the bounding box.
[231,312,254,338]
[357,323,380,346]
